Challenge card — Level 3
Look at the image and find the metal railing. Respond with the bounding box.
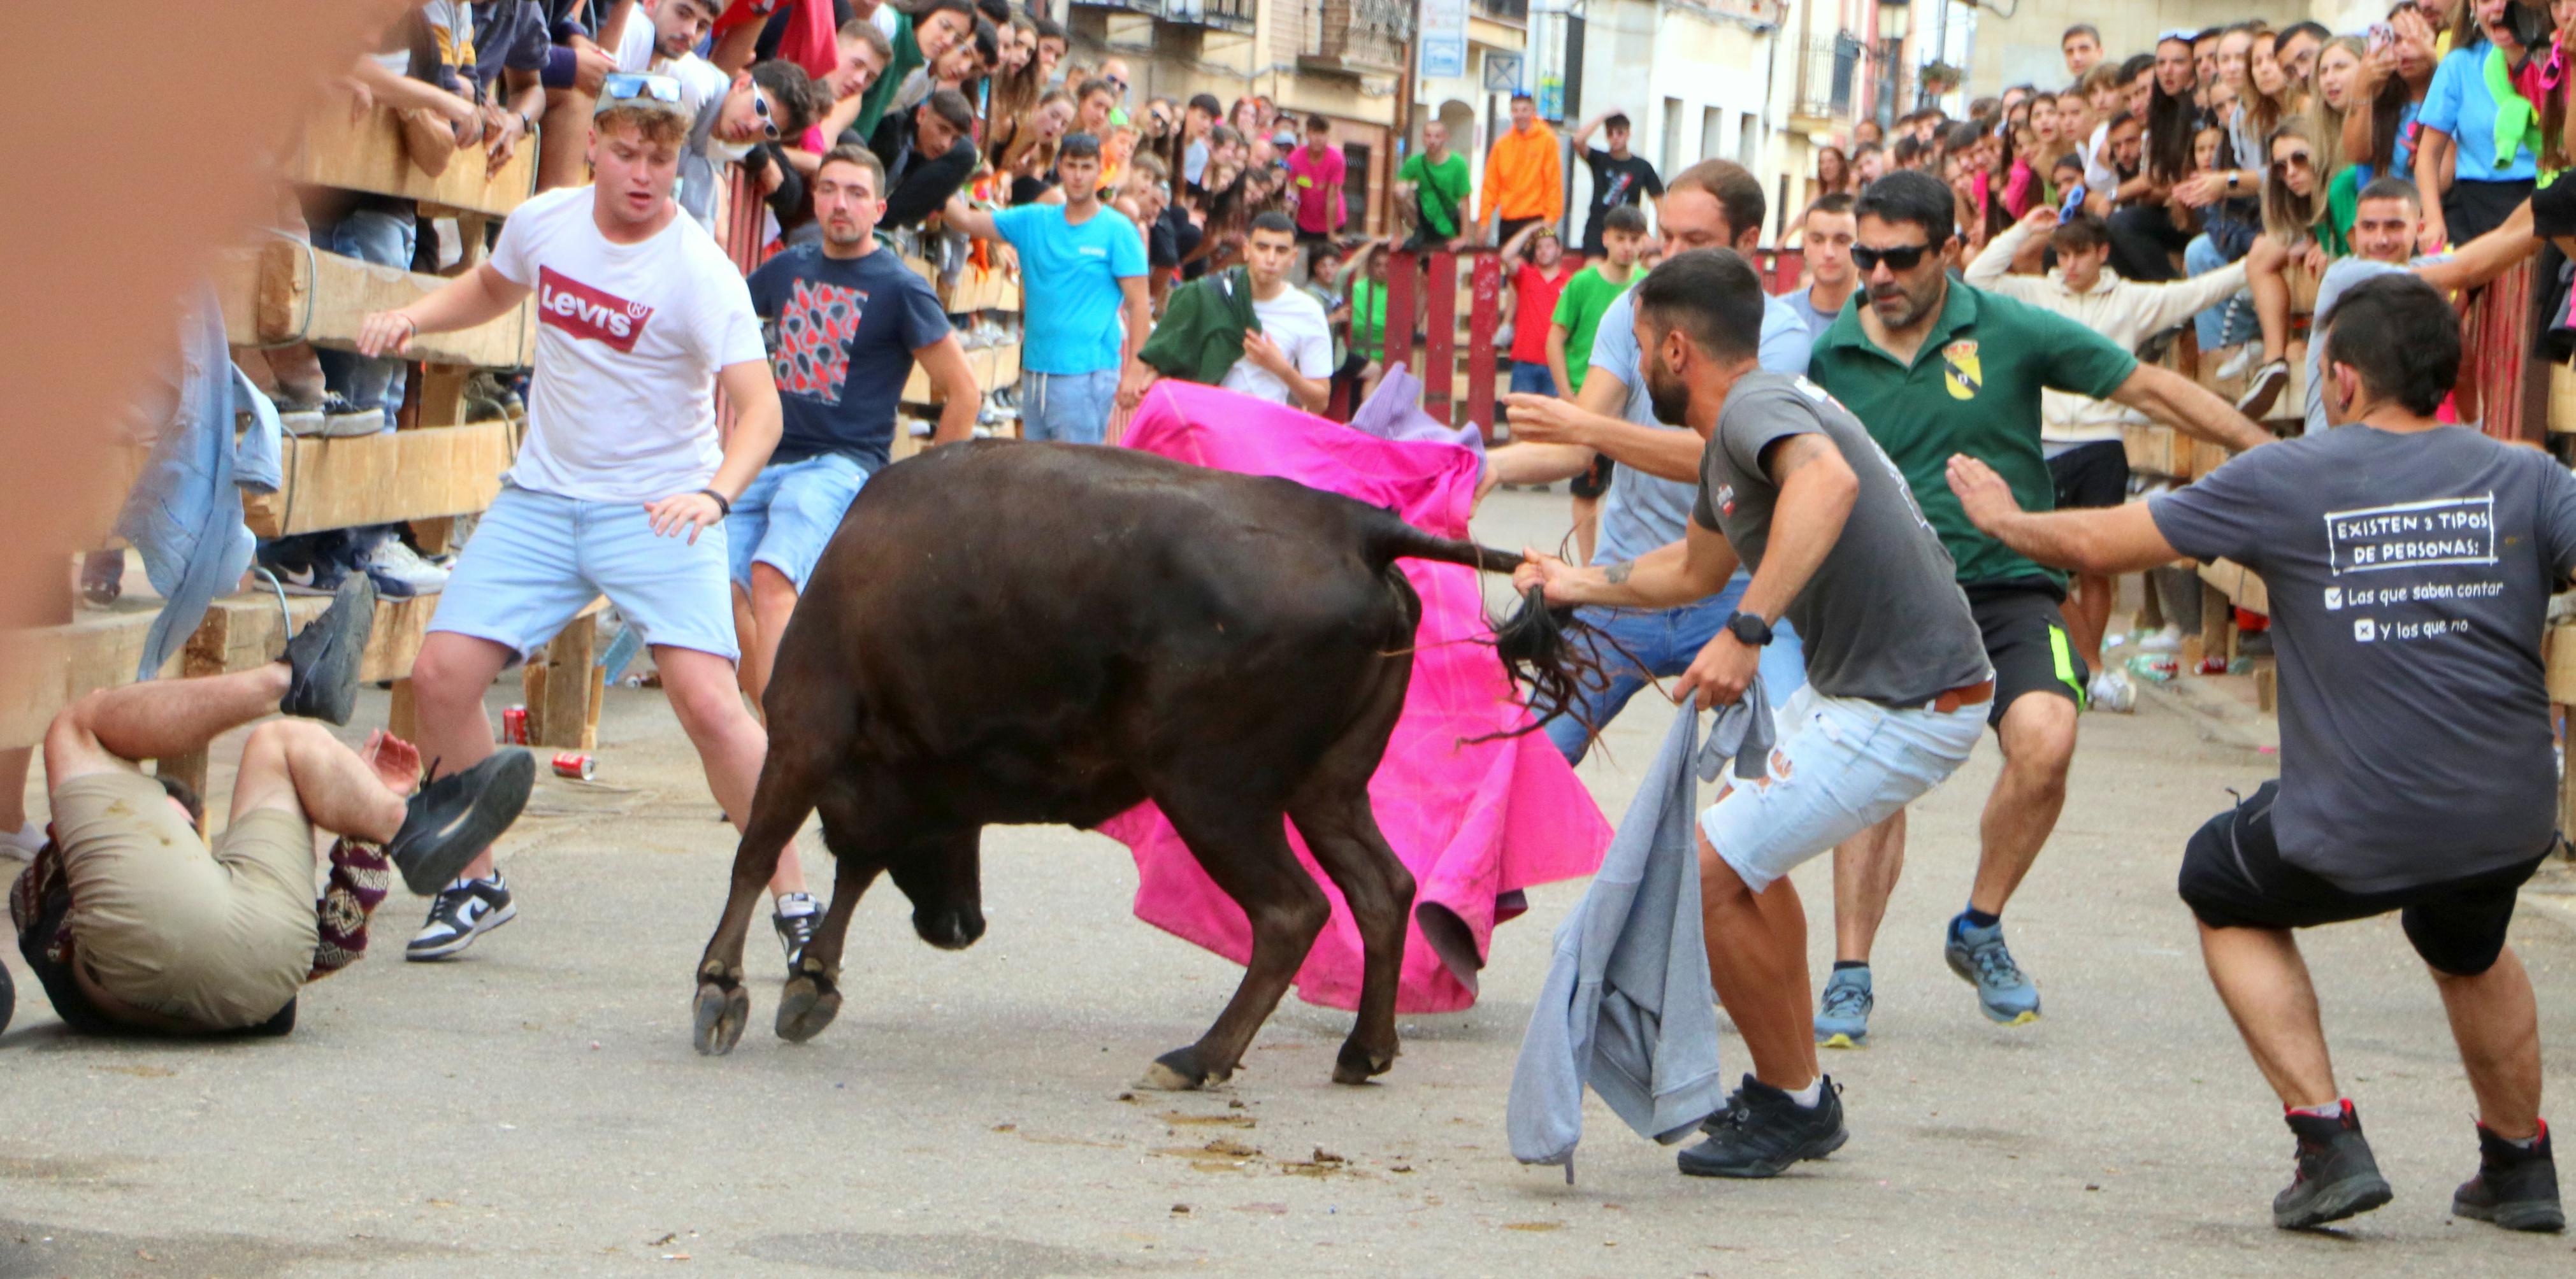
[1300,0,1410,73]
[1792,33,1863,122]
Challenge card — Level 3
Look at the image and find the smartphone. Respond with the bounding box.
[2368,22,2394,53]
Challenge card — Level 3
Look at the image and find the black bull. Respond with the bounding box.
[692,441,1590,1089]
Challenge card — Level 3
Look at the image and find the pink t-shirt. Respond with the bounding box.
[1287,144,1346,235]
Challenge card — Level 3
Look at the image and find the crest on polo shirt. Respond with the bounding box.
[1941,339,1982,400]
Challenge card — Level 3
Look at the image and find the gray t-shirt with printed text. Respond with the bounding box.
[1688,371,1990,706]
[2150,425,2576,890]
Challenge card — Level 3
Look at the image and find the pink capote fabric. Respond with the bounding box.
[1099,382,1610,1013]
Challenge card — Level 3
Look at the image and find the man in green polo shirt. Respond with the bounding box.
[1394,120,1474,251]
[1804,171,2271,1047]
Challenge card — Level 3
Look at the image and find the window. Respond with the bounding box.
[1660,97,1683,179]
[1701,106,1722,161]
[1736,111,1759,168]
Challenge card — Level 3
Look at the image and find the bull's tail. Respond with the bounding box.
[1359,509,1604,742]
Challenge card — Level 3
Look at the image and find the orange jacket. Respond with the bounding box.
[1480,123,1564,225]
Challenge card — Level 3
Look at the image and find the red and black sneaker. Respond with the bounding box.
[2275,1101,2393,1229]
[2454,1120,2565,1233]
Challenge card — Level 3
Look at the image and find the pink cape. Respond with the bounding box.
[1098,382,1611,1013]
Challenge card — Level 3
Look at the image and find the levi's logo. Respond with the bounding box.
[538,266,653,352]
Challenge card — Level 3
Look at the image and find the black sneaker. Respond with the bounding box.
[405,875,517,961]
[385,750,535,895]
[774,892,822,970]
[1677,1075,1848,1178]
[2275,1103,2394,1229]
[278,573,378,725]
[2454,1122,2565,1233]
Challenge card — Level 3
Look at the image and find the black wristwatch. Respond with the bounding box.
[1726,611,1774,647]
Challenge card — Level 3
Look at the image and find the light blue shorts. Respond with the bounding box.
[1021,369,1118,444]
[428,483,740,662]
[1700,685,1985,894]
[728,452,872,591]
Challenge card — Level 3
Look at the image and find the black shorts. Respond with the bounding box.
[1570,454,1615,499]
[1296,227,1332,246]
[2047,440,2129,511]
[1968,582,2087,725]
[2178,782,2547,976]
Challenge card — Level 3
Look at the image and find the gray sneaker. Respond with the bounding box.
[1815,966,1874,1048]
[1945,914,2041,1025]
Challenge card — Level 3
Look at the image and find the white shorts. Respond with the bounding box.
[429,482,740,661]
[1700,685,1985,894]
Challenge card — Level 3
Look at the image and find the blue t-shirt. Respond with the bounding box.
[747,244,953,468]
[1586,289,1813,566]
[993,203,1147,375]
[2419,42,2538,183]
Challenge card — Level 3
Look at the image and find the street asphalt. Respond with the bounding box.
[4,487,2573,1277]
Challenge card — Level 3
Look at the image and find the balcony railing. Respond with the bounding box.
[1070,0,1255,32]
[1300,0,1410,75]
[1792,33,1863,122]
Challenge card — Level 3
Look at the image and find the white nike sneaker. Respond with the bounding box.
[360,538,451,595]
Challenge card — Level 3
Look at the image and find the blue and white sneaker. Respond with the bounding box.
[1815,966,1874,1048]
[405,875,517,961]
[1945,915,2041,1024]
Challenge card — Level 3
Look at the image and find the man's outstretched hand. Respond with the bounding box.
[1945,453,2022,532]
[360,729,422,797]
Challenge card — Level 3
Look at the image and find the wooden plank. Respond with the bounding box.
[2197,558,2271,615]
[2198,582,2233,672]
[2122,424,2190,479]
[526,612,598,749]
[240,420,513,538]
[0,604,184,750]
[2546,627,2576,704]
[214,245,533,369]
[187,592,440,688]
[2552,360,2576,435]
[289,99,536,217]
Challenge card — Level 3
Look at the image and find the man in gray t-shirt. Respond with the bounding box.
[1520,250,1994,1181]
[1944,271,2566,1233]
[1692,372,1990,705]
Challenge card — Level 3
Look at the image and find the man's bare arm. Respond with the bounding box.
[942,193,1002,241]
[1948,454,2182,574]
[917,334,981,445]
[1732,434,1857,623]
[1519,520,1739,611]
[2106,364,2271,452]
[1500,366,1706,481]
[354,263,531,357]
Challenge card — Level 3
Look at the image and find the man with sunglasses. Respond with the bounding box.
[353,76,801,961]
[610,0,822,229]
[1802,171,2271,1047]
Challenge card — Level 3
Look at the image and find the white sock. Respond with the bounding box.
[2288,1101,2341,1119]
[1786,1078,1825,1108]
[776,892,819,917]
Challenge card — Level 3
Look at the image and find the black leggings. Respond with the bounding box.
[2107,204,2192,283]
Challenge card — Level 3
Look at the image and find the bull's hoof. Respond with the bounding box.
[693,982,750,1056]
[1332,1038,1395,1085]
[1140,1046,1231,1091]
[774,973,842,1043]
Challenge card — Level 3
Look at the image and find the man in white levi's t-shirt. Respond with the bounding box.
[356,76,810,962]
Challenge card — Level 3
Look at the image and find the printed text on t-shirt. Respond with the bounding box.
[2325,495,2496,574]
[538,267,655,353]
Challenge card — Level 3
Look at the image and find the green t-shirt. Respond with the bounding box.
[1348,277,1388,362]
[851,11,921,148]
[1549,264,1637,394]
[1395,150,1472,238]
[1808,281,2136,588]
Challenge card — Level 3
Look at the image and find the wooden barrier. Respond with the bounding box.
[290,99,536,217]
[902,341,1022,404]
[240,420,514,539]
[215,243,535,368]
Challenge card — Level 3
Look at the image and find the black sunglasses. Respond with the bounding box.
[1852,242,1935,272]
